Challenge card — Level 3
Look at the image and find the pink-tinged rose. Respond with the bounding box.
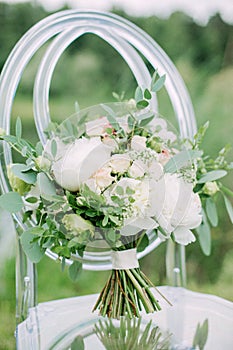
[109,154,131,174]
[131,135,147,151]
[85,117,113,136]
[157,149,171,166]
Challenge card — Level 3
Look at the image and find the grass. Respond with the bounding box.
[0,64,233,349]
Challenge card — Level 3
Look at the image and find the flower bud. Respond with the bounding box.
[202,181,219,196]
[7,164,31,195]
[62,214,94,236]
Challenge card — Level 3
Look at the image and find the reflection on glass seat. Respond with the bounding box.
[17,287,233,350]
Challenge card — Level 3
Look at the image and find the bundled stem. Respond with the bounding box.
[92,267,162,319]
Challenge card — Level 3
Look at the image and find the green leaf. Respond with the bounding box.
[140,115,154,127]
[164,150,203,173]
[101,104,120,131]
[206,197,218,227]
[192,319,209,350]
[137,234,149,253]
[37,172,56,197]
[0,192,24,213]
[196,210,211,256]
[223,195,233,224]
[134,86,143,102]
[116,186,124,196]
[71,335,85,350]
[151,74,166,92]
[136,100,149,109]
[198,170,227,184]
[11,164,37,184]
[15,117,22,139]
[51,139,57,158]
[25,197,38,204]
[144,88,152,100]
[102,215,109,227]
[68,261,82,282]
[20,231,45,263]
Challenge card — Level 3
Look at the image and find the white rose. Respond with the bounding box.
[102,135,118,151]
[153,173,202,245]
[85,117,112,136]
[131,135,147,151]
[110,154,131,174]
[128,160,145,179]
[93,166,115,189]
[52,137,111,192]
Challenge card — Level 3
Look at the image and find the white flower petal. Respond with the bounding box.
[173,227,196,245]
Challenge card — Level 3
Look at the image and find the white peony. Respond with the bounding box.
[51,137,111,192]
[153,173,202,245]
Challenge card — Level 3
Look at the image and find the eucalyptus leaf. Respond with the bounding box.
[11,164,37,184]
[206,197,218,227]
[144,89,152,100]
[0,191,24,213]
[196,210,211,256]
[151,74,166,92]
[101,104,120,131]
[134,86,143,102]
[37,172,56,197]
[15,117,22,139]
[198,170,227,184]
[68,261,82,282]
[164,150,203,173]
[136,100,149,109]
[51,139,57,158]
[20,231,45,263]
[223,195,233,224]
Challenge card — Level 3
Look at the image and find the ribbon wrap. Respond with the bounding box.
[111,248,139,270]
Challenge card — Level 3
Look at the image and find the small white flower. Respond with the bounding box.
[131,135,147,151]
[110,154,131,174]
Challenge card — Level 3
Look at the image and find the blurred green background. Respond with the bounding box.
[0,2,232,349]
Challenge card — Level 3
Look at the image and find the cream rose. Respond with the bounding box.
[128,160,145,179]
[109,154,131,174]
[52,137,111,192]
[131,135,147,151]
[93,166,115,189]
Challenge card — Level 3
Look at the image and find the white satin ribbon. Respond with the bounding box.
[111,248,139,270]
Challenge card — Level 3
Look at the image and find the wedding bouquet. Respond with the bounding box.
[0,73,232,319]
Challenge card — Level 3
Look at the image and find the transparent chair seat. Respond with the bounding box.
[0,10,196,325]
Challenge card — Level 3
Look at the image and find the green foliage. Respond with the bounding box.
[192,319,209,350]
[0,191,24,213]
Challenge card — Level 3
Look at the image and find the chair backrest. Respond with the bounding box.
[0,10,197,322]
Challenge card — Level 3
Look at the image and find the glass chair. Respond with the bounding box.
[0,10,197,328]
